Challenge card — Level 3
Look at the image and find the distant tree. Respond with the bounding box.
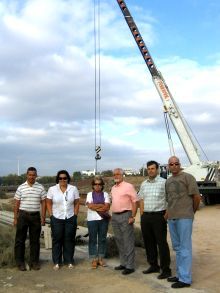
[1,174,24,186]
[101,170,113,177]
[73,171,82,181]
[139,167,147,177]
[38,176,56,184]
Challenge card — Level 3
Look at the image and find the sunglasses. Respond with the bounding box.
[65,191,68,201]
[94,183,102,186]
[59,177,67,180]
[169,163,180,166]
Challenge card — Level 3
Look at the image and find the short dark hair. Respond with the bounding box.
[91,176,105,191]
[56,170,71,184]
[147,160,159,169]
[27,167,37,174]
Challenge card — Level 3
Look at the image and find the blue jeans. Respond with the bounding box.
[168,219,193,284]
[87,219,109,258]
[51,215,77,265]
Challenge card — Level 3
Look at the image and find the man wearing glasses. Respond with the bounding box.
[165,156,200,289]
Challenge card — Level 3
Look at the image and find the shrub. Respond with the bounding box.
[0,226,16,267]
[0,190,7,199]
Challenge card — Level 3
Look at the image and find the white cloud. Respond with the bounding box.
[8,127,46,136]
[0,0,220,175]
[192,113,213,124]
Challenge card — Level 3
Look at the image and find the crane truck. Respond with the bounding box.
[116,0,220,205]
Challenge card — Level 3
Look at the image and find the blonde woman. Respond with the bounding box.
[86,177,110,268]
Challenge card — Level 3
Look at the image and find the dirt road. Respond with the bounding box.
[0,204,219,293]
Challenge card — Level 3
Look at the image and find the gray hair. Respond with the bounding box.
[113,168,124,175]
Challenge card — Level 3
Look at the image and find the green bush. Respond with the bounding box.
[0,190,7,199]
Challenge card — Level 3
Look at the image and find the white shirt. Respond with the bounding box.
[86,191,110,221]
[47,184,79,219]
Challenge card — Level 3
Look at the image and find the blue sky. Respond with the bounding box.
[118,0,220,63]
[0,0,219,176]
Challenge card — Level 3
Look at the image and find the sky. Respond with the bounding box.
[0,0,220,176]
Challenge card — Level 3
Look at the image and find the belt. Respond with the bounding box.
[113,210,130,215]
[144,210,166,215]
[19,210,40,216]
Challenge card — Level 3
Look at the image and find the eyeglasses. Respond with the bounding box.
[94,183,102,186]
[59,177,67,180]
[169,163,180,166]
[65,191,68,201]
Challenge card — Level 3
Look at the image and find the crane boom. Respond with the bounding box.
[116,0,201,165]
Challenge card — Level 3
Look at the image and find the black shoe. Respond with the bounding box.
[142,266,160,274]
[17,264,27,271]
[114,265,126,270]
[171,281,190,288]
[157,271,171,279]
[167,276,179,283]
[31,263,40,270]
[122,268,135,275]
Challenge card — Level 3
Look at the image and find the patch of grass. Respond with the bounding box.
[77,211,87,227]
[0,226,16,267]
[0,190,7,199]
[0,198,14,212]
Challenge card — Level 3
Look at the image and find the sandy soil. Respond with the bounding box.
[0,204,220,293]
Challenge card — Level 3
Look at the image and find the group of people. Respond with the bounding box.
[13,155,201,289]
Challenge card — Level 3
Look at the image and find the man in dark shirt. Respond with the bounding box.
[165,156,200,289]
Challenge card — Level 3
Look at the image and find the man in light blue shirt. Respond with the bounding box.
[139,160,171,279]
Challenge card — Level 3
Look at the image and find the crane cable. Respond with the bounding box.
[93,0,102,174]
[178,108,209,161]
[164,109,208,161]
[163,111,175,157]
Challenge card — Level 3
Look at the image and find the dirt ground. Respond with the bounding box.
[0,204,220,293]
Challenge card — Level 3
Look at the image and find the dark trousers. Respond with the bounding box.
[14,210,41,266]
[50,215,77,265]
[87,219,109,258]
[141,212,171,273]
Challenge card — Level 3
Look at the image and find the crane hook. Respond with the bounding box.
[95,145,101,160]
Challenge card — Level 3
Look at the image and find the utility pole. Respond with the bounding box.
[17,157,20,176]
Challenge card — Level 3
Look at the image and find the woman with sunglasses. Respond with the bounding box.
[46,170,80,270]
[86,176,110,268]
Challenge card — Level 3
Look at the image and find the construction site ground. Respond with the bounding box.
[0,204,220,293]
